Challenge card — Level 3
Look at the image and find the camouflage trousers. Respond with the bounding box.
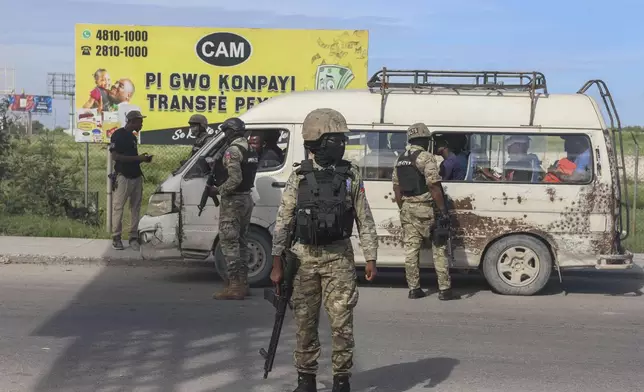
[290,239,359,376]
[218,193,254,280]
[399,201,451,291]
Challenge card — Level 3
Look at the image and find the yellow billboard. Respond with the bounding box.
[74,23,369,144]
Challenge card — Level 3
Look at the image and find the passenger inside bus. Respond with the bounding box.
[389,132,407,156]
[544,135,592,183]
[248,130,285,169]
[503,135,543,182]
[360,133,398,179]
[433,134,468,181]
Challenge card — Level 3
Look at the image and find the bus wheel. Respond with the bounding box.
[482,235,552,296]
[214,226,273,287]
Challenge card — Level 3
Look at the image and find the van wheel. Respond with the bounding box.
[482,235,552,296]
[214,226,273,287]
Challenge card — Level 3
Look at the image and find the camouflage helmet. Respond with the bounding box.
[188,114,208,127]
[407,122,431,140]
[302,108,350,142]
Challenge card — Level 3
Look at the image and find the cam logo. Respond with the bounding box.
[81,46,91,56]
[195,32,252,67]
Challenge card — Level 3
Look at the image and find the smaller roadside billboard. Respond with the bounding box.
[7,95,53,113]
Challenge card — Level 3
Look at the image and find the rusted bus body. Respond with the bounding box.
[138,69,633,295]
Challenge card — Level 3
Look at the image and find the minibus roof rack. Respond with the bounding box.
[368,67,548,126]
[367,68,548,94]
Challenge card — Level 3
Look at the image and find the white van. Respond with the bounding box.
[138,69,634,296]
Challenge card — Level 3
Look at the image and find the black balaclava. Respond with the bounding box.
[306,133,347,167]
[410,137,431,151]
[190,123,206,138]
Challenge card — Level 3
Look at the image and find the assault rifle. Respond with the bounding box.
[197,171,219,216]
[196,136,228,216]
[259,222,298,379]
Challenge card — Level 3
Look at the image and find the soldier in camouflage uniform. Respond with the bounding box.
[270,108,378,392]
[392,123,455,301]
[188,114,214,158]
[209,117,259,300]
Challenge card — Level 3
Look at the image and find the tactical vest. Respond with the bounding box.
[395,149,429,197]
[213,144,259,192]
[294,159,355,246]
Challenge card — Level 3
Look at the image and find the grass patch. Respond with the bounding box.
[0,213,109,239]
[1,133,190,239]
[623,208,644,253]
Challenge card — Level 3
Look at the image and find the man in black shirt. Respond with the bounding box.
[109,110,153,250]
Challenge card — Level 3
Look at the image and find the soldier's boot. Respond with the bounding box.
[212,278,245,300]
[331,375,350,392]
[293,372,317,392]
[408,288,426,299]
[240,276,251,297]
[438,288,458,301]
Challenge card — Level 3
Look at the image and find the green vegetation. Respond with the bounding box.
[1,94,644,255]
[0,133,189,240]
[0,96,190,240]
[623,209,644,254]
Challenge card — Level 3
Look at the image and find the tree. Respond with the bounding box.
[31,120,46,135]
[0,96,12,154]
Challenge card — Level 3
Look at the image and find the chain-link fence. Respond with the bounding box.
[1,131,643,253]
[0,131,190,240]
[85,140,191,240]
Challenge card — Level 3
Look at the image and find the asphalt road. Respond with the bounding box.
[1,263,643,392]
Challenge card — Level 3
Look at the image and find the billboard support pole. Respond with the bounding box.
[84,142,89,207]
[107,150,113,235]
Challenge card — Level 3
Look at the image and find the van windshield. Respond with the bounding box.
[171,133,227,176]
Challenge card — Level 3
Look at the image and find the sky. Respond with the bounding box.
[0,0,642,129]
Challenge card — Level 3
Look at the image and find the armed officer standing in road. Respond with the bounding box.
[209,117,259,300]
[188,114,214,158]
[392,123,455,301]
[270,108,378,392]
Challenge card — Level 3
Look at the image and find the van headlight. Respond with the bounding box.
[146,192,178,217]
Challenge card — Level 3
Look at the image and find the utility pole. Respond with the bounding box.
[47,73,75,135]
[0,65,15,95]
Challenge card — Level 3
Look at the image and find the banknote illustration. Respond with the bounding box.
[315,65,355,90]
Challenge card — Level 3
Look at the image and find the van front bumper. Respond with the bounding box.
[138,213,180,251]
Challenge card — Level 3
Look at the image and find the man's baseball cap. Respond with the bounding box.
[125,110,146,121]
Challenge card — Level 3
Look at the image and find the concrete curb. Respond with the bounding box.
[0,254,214,268]
[0,235,642,278]
[2,254,642,278]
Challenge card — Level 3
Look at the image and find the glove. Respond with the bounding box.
[207,186,219,197]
